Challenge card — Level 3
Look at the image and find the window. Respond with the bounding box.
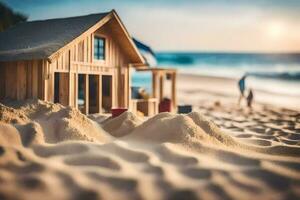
[94,36,105,60]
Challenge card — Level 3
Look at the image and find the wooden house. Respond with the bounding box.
[0,10,176,116]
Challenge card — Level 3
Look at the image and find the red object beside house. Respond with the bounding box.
[159,98,172,112]
[111,108,128,118]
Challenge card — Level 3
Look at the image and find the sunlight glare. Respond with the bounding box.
[267,22,284,39]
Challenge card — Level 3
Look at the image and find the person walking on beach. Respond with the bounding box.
[247,89,254,108]
[238,75,247,105]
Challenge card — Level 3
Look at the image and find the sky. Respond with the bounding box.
[2,0,300,52]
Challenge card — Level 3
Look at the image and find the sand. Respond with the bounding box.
[1,78,300,200]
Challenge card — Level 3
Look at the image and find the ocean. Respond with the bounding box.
[132,52,300,97]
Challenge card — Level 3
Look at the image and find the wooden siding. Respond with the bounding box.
[0,65,5,99]
[0,60,44,101]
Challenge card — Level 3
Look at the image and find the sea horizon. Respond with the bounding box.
[133,51,300,97]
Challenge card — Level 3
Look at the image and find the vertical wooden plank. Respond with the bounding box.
[74,44,77,62]
[43,59,52,102]
[77,43,80,62]
[79,40,84,62]
[83,38,87,62]
[26,61,32,98]
[83,74,89,114]
[31,60,38,98]
[61,53,64,70]
[0,64,6,99]
[56,56,59,71]
[43,60,47,101]
[91,34,94,63]
[17,61,27,100]
[5,62,16,99]
[65,50,70,71]
[46,61,54,102]
[110,37,113,66]
[59,73,69,106]
[37,60,44,100]
[87,35,90,63]
[49,66,54,102]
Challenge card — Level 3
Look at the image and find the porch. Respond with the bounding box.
[131,67,177,117]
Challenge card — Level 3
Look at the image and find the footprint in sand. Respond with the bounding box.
[95,143,149,163]
[86,172,138,191]
[180,167,212,180]
[239,139,272,146]
[33,142,89,157]
[64,154,121,170]
[244,169,293,190]
[55,171,100,200]
[142,164,164,176]
[155,145,198,166]
[17,175,45,190]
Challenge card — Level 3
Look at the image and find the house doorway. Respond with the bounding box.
[89,75,100,114]
[54,72,69,106]
[102,75,113,112]
[78,74,86,113]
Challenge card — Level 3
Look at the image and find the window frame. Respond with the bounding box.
[93,36,106,61]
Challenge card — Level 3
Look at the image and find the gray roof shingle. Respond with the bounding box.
[0,12,109,62]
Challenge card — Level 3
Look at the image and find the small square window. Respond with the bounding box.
[94,37,105,60]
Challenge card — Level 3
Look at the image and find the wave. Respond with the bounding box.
[247,72,300,81]
[157,52,300,66]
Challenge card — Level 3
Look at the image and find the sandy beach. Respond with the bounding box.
[0,73,300,200]
[177,74,300,111]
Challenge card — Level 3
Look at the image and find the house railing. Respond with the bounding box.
[71,61,117,74]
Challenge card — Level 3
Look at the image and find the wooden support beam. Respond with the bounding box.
[83,74,89,114]
[68,72,72,106]
[97,75,102,113]
[127,66,131,108]
[42,60,48,101]
[111,74,115,108]
[159,73,164,102]
[74,73,78,109]
[117,66,123,107]
[152,72,159,98]
[171,72,177,112]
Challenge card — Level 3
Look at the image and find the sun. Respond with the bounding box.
[267,22,284,39]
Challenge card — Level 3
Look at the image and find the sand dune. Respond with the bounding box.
[1,100,300,200]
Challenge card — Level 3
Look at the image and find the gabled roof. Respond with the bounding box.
[0,10,145,65]
[0,12,108,61]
